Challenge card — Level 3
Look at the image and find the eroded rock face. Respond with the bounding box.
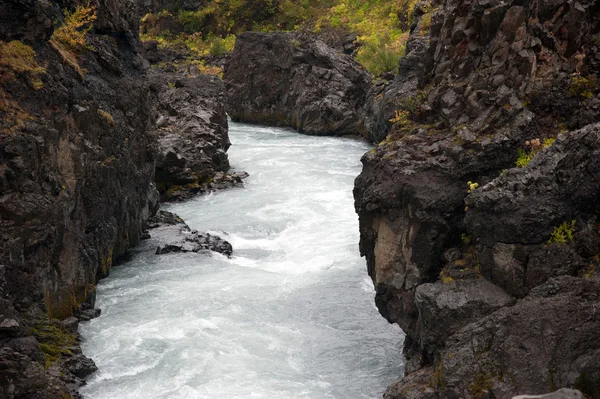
[0,0,158,397]
[224,31,373,139]
[149,72,242,201]
[354,0,600,397]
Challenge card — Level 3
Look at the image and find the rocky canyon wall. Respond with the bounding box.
[354,0,600,397]
[0,0,233,397]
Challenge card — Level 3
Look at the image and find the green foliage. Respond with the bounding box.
[515,148,532,168]
[461,233,472,245]
[30,320,77,368]
[467,181,479,193]
[97,109,114,125]
[49,4,97,79]
[0,40,46,86]
[356,34,403,75]
[515,137,556,168]
[389,109,410,126]
[51,4,97,52]
[548,220,576,244]
[142,0,417,75]
[208,36,228,56]
[568,75,598,99]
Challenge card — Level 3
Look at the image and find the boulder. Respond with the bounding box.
[148,211,233,257]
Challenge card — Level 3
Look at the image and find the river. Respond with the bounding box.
[80,122,404,399]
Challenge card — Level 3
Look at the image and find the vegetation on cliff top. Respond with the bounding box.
[140,0,417,75]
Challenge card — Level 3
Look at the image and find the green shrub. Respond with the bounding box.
[515,148,532,168]
[568,75,598,99]
[356,41,401,75]
[548,220,576,244]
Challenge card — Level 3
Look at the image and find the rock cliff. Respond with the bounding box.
[224,31,374,140]
[354,0,600,397]
[0,0,235,397]
[0,1,158,396]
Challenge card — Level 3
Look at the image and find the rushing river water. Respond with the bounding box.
[80,122,404,399]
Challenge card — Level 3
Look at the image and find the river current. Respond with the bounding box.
[80,122,404,399]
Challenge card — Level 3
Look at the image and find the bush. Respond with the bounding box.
[49,4,97,78]
[51,5,97,51]
[568,75,598,99]
[548,220,576,244]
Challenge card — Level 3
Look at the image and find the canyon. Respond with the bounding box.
[1,0,599,398]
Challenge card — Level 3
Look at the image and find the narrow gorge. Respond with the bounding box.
[1,0,599,398]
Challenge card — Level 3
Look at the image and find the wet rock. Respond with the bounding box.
[0,347,47,398]
[156,231,233,257]
[149,211,233,257]
[465,125,600,247]
[77,309,101,322]
[0,1,159,397]
[415,279,514,354]
[355,0,600,394]
[60,317,79,333]
[512,389,585,399]
[224,31,373,139]
[162,171,248,202]
[64,353,97,378]
[437,277,600,398]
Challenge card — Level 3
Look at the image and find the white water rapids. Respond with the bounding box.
[80,122,404,399]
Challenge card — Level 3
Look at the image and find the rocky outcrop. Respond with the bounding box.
[148,211,233,256]
[148,71,246,201]
[224,31,374,139]
[355,0,600,397]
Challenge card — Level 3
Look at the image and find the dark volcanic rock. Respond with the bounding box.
[63,353,97,378]
[149,211,233,256]
[0,0,158,397]
[465,125,600,247]
[354,0,600,397]
[149,71,247,201]
[415,279,514,355]
[435,277,600,399]
[224,31,373,140]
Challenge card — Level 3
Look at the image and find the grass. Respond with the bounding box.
[140,0,419,76]
[29,319,77,368]
[515,137,556,168]
[0,40,46,134]
[568,75,598,99]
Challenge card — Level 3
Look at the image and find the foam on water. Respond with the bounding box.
[80,122,404,399]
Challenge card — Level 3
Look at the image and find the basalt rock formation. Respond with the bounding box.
[148,71,243,202]
[224,31,374,139]
[0,1,158,396]
[0,0,236,397]
[354,0,600,397]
